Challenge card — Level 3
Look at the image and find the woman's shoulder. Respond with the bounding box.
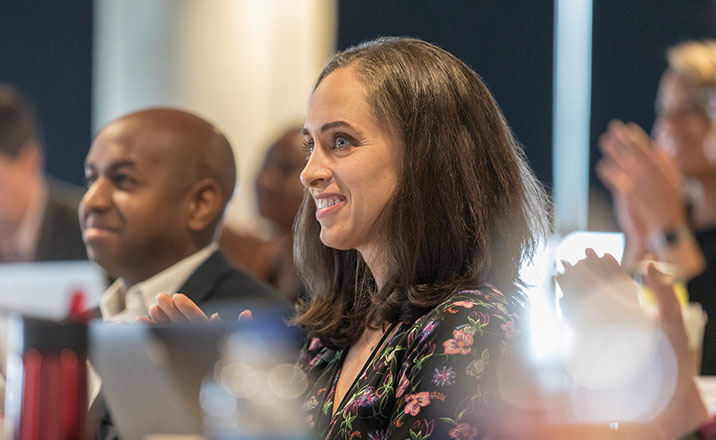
[404,285,522,351]
[432,285,519,324]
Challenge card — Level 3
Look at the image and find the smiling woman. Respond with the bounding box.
[292,37,550,439]
[150,37,550,439]
[300,66,401,275]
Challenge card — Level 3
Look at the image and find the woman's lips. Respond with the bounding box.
[314,194,346,220]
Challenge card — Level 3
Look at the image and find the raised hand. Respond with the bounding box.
[597,120,685,233]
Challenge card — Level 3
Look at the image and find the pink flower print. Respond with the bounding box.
[308,337,322,351]
[432,366,456,386]
[443,329,474,355]
[308,352,323,367]
[367,430,388,440]
[449,422,479,439]
[452,301,475,308]
[346,386,378,413]
[396,372,409,398]
[501,320,519,339]
[403,391,430,416]
[419,318,439,343]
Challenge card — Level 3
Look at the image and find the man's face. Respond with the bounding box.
[0,151,33,235]
[79,121,190,281]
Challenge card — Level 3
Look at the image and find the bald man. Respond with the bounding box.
[80,108,279,322]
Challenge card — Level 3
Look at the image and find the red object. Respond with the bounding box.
[699,413,716,438]
[19,350,41,440]
[68,289,89,323]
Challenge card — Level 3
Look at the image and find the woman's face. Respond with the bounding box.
[653,72,713,179]
[300,67,401,257]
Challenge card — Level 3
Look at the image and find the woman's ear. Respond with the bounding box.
[185,177,223,233]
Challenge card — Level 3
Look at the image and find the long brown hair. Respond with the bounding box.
[294,37,550,349]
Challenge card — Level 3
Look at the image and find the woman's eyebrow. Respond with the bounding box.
[303,120,364,136]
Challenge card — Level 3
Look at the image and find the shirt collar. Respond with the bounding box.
[100,242,219,321]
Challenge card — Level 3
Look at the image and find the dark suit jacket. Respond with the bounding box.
[34,179,87,261]
[178,249,282,312]
[91,249,284,439]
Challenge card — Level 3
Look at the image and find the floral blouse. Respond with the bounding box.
[297,286,521,439]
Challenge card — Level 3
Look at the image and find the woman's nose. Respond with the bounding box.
[300,148,332,189]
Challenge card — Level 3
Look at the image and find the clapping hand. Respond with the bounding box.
[597,120,685,264]
[136,293,252,324]
[557,248,708,439]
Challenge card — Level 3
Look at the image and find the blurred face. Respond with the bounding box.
[0,153,32,234]
[255,137,306,231]
[79,121,191,282]
[300,67,401,258]
[653,72,713,178]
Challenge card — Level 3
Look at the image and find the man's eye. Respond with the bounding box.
[84,175,97,188]
[115,174,134,187]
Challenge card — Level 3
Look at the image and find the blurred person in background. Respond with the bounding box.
[598,40,716,374]
[0,84,87,416]
[0,84,86,263]
[220,126,305,303]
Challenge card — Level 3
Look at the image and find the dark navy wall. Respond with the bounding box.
[0,0,93,187]
[2,1,713,200]
[336,1,555,188]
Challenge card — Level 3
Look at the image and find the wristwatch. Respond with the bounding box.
[649,225,694,252]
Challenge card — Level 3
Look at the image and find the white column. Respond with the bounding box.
[552,0,593,233]
[93,0,337,227]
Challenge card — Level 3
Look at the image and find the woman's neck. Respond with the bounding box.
[359,245,389,290]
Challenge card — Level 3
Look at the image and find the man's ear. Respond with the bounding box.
[185,177,223,233]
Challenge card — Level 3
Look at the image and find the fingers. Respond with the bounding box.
[596,158,631,194]
[584,247,598,259]
[135,315,155,324]
[149,303,171,324]
[154,293,189,323]
[644,263,681,323]
[173,293,210,323]
[238,309,253,322]
[209,313,223,324]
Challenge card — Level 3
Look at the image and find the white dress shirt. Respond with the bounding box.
[99,242,219,322]
[88,242,219,407]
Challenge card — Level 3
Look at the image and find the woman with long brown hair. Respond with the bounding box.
[152,37,549,438]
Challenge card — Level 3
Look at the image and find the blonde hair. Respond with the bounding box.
[667,40,716,87]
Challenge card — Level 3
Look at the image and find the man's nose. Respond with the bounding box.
[80,178,112,213]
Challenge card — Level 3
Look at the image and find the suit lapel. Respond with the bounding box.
[177,250,234,305]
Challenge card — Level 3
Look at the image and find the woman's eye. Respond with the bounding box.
[334,136,349,149]
[302,139,314,155]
